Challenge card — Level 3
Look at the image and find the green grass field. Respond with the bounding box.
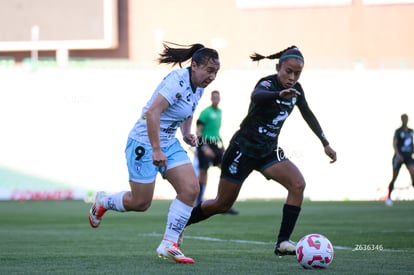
[1,200,413,274]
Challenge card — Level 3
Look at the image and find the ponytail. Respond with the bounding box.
[250,45,304,64]
[158,42,219,68]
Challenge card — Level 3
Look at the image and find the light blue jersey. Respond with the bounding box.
[129,67,204,146]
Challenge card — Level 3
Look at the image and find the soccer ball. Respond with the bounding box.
[295,233,334,269]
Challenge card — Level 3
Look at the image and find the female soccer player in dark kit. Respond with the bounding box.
[184,45,337,256]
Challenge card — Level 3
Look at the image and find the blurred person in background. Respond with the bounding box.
[88,42,220,264]
[386,113,414,206]
[194,90,239,215]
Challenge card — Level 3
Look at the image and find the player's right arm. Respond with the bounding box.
[393,133,403,161]
[145,94,170,167]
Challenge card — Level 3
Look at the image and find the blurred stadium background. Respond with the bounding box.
[1,0,414,201]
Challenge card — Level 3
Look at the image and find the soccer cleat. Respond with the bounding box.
[88,191,107,228]
[156,240,195,264]
[275,240,296,256]
[385,198,393,207]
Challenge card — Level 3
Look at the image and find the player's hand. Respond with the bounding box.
[152,150,167,171]
[279,88,301,100]
[324,145,337,163]
[183,134,197,146]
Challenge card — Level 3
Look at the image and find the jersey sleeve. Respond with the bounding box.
[158,71,185,106]
[251,78,281,104]
[393,129,399,140]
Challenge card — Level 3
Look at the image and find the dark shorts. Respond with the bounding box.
[196,139,224,170]
[220,141,288,184]
[392,153,414,171]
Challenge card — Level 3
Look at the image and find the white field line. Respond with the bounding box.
[140,232,406,252]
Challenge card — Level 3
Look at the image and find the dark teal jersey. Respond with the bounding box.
[394,127,414,155]
[233,74,329,158]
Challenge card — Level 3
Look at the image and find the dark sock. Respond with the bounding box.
[388,181,395,199]
[277,204,301,244]
[186,203,209,227]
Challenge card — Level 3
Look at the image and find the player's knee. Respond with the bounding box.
[178,182,200,202]
[188,182,200,198]
[290,179,306,195]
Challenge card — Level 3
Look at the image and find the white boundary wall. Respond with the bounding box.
[1,66,414,201]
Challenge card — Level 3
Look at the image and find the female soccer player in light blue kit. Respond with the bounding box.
[88,42,220,264]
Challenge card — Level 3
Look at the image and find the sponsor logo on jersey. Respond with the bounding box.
[259,80,272,88]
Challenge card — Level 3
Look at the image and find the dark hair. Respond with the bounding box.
[158,41,219,68]
[250,45,304,64]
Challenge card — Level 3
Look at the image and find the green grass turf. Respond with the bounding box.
[1,200,413,274]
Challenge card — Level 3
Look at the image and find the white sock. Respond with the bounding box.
[102,191,127,212]
[163,199,192,243]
